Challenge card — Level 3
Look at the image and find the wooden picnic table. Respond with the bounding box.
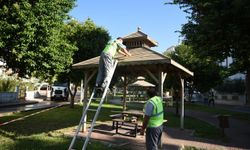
[122,109,144,118]
[110,110,144,137]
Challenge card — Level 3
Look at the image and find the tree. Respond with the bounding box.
[169,0,250,104]
[0,0,76,80]
[164,44,225,93]
[61,19,110,108]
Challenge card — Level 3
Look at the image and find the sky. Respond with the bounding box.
[69,0,188,53]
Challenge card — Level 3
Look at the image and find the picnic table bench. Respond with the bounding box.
[109,110,144,137]
[112,118,142,137]
[109,113,127,129]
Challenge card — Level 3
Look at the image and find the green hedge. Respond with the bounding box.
[0,77,36,92]
[0,78,17,92]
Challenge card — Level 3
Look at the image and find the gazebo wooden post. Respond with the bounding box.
[158,71,167,98]
[82,71,88,132]
[159,71,163,98]
[80,79,83,103]
[122,75,127,110]
[145,69,167,98]
[82,70,97,132]
[180,74,185,129]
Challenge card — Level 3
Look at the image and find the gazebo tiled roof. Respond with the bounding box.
[72,28,193,78]
[72,46,193,77]
[122,30,158,47]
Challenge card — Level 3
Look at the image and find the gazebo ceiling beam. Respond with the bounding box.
[159,71,164,98]
[86,70,97,84]
[112,63,186,76]
[144,68,159,84]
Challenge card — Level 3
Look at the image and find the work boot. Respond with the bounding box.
[96,87,104,93]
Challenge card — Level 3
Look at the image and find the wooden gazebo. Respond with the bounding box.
[73,28,193,129]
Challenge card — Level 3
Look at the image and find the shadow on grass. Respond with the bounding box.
[0,104,122,136]
[0,133,129,150]
[0,103,132,150]
[162,143,181,150]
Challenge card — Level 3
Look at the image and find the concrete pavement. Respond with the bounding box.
[0,99,69,117]
[166,106,250,150]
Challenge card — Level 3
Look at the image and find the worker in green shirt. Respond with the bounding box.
[95,37,131,91]
[140,87,164,150]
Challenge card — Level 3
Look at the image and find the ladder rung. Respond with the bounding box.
[80,121,87,124]
[76,135,86,138]
[88,109,97,112]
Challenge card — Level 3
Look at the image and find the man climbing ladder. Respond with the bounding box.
[68,37,131,150]
[68,60,118,150]
[95,37,131,91]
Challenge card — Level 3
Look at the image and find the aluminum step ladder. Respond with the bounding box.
[68,60,118,150]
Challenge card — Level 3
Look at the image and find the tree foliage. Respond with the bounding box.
[62,18,110,84]
[70,18,111,64]
[169,0,250,71]
[0,0,76,80]
[168,0,250,103]
[165,44,225,92]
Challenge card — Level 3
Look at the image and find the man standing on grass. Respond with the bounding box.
[140,88,164,150]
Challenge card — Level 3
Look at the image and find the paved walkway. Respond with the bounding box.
[167,108,250,150]
[69,121,248,150]
[0,100,69,117]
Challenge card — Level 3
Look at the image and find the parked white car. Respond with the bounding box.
[36,83,51,97]
[51,86,68,101]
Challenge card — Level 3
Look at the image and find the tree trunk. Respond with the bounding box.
[68,83,74,108]
[246,68,250,105]
[68,82,78,108]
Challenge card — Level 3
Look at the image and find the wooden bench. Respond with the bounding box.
[109,114,128,129]
[112,118,142,137]
[109,113,124,119]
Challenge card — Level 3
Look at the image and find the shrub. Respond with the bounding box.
[0,78,17,92]
[0,77,36,92]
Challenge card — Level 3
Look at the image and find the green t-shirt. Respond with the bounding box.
[103,40,126,57]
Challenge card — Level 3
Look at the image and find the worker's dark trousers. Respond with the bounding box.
[146,125,163,150]
[96,52,113,88]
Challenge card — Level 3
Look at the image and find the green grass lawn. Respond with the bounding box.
[184,103,250,122]
[0,103,127,150]
[165,112,224,140]
[0,102,228,150]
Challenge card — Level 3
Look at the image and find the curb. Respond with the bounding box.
[0,101,38,108]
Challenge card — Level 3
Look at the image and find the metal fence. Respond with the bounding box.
[0,92,18,103]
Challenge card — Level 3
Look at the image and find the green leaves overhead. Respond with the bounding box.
[68,18,111,63]
[171,0,250,71]
[168,0,250,97]
[0,0,76,80]
[61,18,110,83]
[165,44,225,92]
